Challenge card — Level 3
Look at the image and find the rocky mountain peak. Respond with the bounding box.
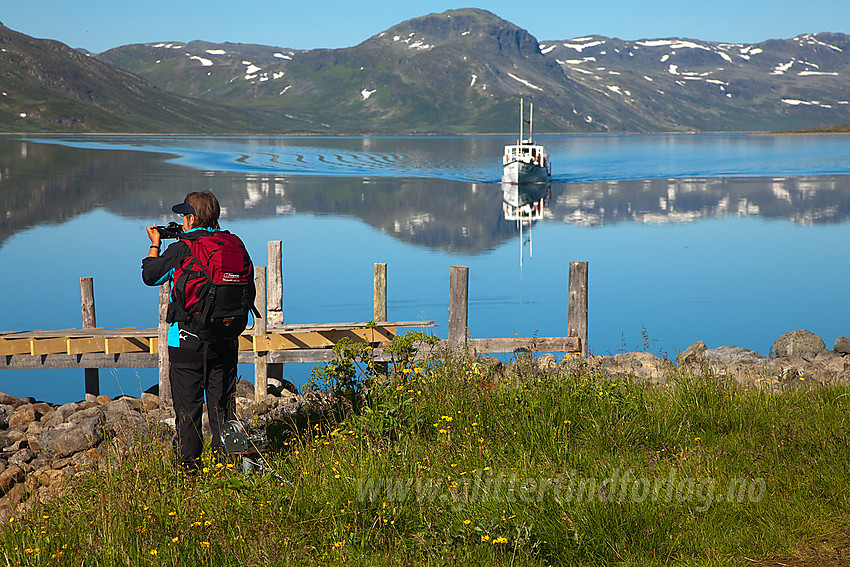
[364,8,541,57]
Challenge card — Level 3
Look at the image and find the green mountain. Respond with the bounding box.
[0,23,276,133]
[95,8,850,133]
[3,9,850,133]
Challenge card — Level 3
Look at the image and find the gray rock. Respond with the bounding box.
[8,405,44,428]
[538,353,558,370]
[39,418,104,459]
[236,379,255,400]
[476,356,503,372]
[105,401,144,440]
[773,330,826,361]
[677,340,707,367]
[40,404,78,429]
[0,406,12,429]
[833,336,850,355]
[8,448,34,467]
[0,464,24,492]
[140,393,159,411]
[703,346,767,369]
[0,433,10,451]
[68,406,105,424]
[0,392,23,407]
[612,352,674,384]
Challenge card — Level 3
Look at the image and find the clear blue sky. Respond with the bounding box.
[2,0,847,53]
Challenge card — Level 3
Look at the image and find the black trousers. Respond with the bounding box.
[169,339,237,470]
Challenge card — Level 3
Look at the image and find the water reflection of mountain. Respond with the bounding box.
[551,176,850,226]
[3,138,850,254]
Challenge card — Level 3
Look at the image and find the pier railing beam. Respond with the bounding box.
[374,263,387,323]
[568,261,588,358]
[448,266,469,351]
[254,266,268,401]
[80,277,99,400]
[158,282,172,407]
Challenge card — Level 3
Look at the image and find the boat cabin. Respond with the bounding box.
[503,142,549,167]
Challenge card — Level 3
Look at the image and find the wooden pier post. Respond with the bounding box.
[158,282,172,406]
[254,266,268,401]
[448,266,469,350]
[568,261,589,358]
[268,241,283,327]
[80,277,99,400]
[267,242,284,383]
[374,263,387,322]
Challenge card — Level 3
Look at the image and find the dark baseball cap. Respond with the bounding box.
[171,198,196,215]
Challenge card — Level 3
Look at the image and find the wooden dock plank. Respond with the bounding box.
[67,337,107,355]
[30,338,70,356]
[105,337,150,355]
[0,338,34,356]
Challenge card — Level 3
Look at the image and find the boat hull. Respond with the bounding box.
[502,160,550,184]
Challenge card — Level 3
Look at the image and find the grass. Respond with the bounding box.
[2,353,849,566]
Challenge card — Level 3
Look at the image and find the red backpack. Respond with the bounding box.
[168,231,258,341]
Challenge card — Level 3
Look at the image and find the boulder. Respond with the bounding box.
[0,405,12,428]
[677,340,707,367]
[538,353,558,370]
[140,393,159,412]
[68,406,105,424]
[236,379,255,401]
[0,464,24,493]
[8,405,43,429]
[612,352,674,384]
[39,418,104,459]
[833,337,850,355]
[40,403,78,429]
[773,330,826,361]
[8,448,35,468]
[0,392,23,407]
[704,345,767,366]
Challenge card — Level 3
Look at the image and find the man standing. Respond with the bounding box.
[142,191,256,471]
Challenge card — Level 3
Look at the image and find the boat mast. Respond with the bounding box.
[529,102,534,144]
[519,97,523,145]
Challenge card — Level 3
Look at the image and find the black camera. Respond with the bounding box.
[156,222,183,240]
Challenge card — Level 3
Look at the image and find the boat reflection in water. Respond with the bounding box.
[501,182,550,267]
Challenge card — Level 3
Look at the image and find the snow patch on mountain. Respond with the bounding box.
[188,55,213,67]
[507,73,543,91]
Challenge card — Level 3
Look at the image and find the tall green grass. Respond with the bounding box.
[2,356,848,566]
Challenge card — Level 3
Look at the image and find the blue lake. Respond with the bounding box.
[1,134,849,403]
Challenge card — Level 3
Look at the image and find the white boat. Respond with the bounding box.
[501,98,551,184]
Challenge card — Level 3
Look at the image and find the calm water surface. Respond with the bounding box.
[2,134,850,403]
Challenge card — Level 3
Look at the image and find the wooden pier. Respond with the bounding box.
[1,241,587,403]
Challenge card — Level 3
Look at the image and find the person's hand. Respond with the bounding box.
[146,225,162,258]
[146,225,161,246]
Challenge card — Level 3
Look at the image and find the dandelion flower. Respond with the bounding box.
[463,519,471,525]
[168,511,177,517]
[494,537,509,544]
[334,541,344,548]
[200,541,210,548]
[150,549,158,556]
[481,535,490,542]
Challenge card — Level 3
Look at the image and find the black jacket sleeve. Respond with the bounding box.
[141,241,189,287]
